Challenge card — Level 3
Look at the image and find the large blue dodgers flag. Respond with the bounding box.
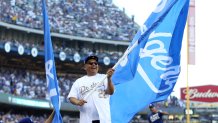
[110,0,190,122]
[112,0,178,85]
[42,0,62,122]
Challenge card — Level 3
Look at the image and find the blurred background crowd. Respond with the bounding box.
[0,0,138,41]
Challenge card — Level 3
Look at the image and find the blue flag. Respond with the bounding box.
[110,0,190,122]
[112,0,178,85]
[42,0,62,122]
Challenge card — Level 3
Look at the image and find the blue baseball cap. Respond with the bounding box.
[149,104,155,108]
[18,117,33,123]
[84,55,98,64]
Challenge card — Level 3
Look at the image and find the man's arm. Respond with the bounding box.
[69,97,87,106]
[162,111,169,115]
[44,110,55,123]
[105,68,115,95]
[160,110,169,115]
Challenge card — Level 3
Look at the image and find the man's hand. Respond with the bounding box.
[76,99,87,106]
[69,97,87,106]
[106,68,114,78]
[105,68,115,95]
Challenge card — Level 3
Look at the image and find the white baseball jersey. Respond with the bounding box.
[67,73,112,123]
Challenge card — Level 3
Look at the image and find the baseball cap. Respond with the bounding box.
[149,104,155,108]
[84,55,98,64]
[18,118,33,123]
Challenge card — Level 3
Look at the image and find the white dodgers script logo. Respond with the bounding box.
[120,0,168,67]
[45,60,57,97]
[138,31,180,93]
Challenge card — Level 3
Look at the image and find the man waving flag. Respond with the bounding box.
[110,0,190,122]
[42,0,62,122]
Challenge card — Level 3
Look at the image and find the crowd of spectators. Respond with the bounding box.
[0,66,77,102]
[0,111,45,123]
[0,0,138,41]
[0,110,78,123]
[155,95,185,108]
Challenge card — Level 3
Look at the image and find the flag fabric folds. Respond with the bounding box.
[42,0,62,122]
[112,0,178,85]
[110,0,190,122]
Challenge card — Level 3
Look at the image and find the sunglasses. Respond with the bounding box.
[87,62,98,65]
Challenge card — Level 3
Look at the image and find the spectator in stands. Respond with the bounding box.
[18,110,54,123]
[147,103,169,123]
[18,118,33,123]
[67,55,114,123]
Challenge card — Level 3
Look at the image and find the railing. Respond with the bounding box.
[0,21,129,45]
[0,93,78,112]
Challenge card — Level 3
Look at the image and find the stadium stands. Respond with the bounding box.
[0,0,185,122]
[0,0,138,41]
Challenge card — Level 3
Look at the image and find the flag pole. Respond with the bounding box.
[83,41,138,100]
[42,0,62,122]
[186,18,190,123]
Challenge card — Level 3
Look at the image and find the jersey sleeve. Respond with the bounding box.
[67,80,79,99]
[158,111,163,117]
